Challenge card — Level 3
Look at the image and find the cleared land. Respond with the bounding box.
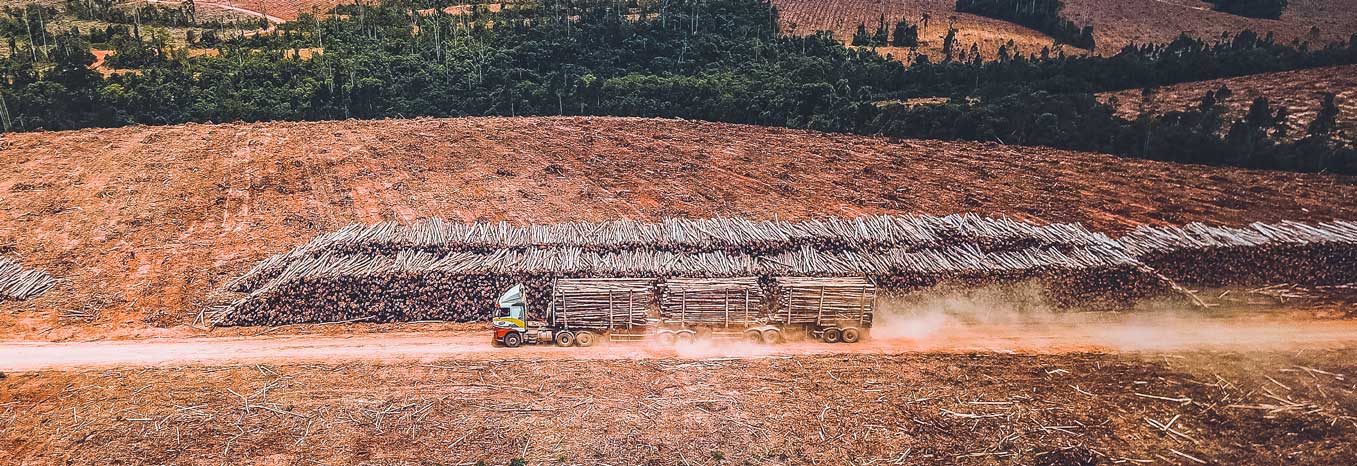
[3,348,1355,464]
[1100,64,1357,145]
[772,0,1070,61]
[1065,0,1357,54]
[2,116,1356,340]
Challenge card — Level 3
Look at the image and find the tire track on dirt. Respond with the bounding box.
[6,317,1357,371]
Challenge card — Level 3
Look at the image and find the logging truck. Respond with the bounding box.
[491,276,875,347]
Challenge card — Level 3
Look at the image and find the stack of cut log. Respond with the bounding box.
[212,215,1357,327]
[769,277,875,326]
[226,214,1118,289]
[0,257,54,302]
[659,277,765,326]
[1119,221,1357,287]
[550,278,653,330]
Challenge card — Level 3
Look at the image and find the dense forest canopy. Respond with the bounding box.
[0,0,1353,173]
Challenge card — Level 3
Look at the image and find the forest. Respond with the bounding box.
[0,0,1353,173]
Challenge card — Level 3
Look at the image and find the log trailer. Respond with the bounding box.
[491,276,875,347]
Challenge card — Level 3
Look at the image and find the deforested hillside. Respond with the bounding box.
[1064,0,1357,54]
[771,0,1069,60]
[1100,64,1357,145]
[2,117,1356,339]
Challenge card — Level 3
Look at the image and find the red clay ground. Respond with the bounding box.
[3,349,1355,464]
[2,116,1356,341]
[1100,64,1357,145]
[1065,0,1357,54]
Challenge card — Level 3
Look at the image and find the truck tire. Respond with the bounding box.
[554,330,576,347]
[503,332,523,348]
[655,330,676,346]
[840,327,861,344]
[822,327,842,344]
[761,328,783,344]
[745,329,763,343]
[676,330,696,345]
[575,330,598,347]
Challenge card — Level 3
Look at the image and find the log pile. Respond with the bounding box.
[659,277,765,326]
[1119,221,1357,287]
[550,278,653,330]
[212,215,1357,326]
[0,257,54,302]
[225,214,1116,292]
[769,277,875,325]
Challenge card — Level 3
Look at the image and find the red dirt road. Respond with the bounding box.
[7,316,1357,371]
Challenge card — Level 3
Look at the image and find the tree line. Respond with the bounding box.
[0,0,1352,173]
[851,15,919,48]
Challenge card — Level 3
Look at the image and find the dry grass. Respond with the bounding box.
[1100,64,1357,145]
[2,116,1356,340]
[2,350,1354,464]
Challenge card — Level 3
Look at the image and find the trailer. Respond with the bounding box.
[770,276,875,343]
[491,276,875,347]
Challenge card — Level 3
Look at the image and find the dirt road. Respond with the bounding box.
[6,316,1356,371]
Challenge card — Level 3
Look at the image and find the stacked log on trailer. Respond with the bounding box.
[1119,221,1357,287]
[550,278,653,330]
[770,277,875,326]
[0,257,55,302]
[660,277,764,327]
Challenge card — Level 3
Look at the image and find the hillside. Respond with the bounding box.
[771,0,1068,61]
[1065,0,1357,54]
[2,117,1356,339]
[1099,64,1357,144]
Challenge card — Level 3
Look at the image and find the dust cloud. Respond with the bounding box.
[869,282,1354,353]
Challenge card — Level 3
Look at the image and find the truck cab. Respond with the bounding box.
[492,284,529,347]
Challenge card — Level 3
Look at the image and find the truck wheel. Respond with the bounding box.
[761,329,783,344]
[554,330,575,347]
[655,330,676,346]
[745,329,763,343]
[575,331,598,347]
[822,328,842,344]
[676,331,696,345]
[503,332,523,348]
[840,327,861,344]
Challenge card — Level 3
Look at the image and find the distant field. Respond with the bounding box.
[772,0,1071,61]
[1064,0,1357,54]
[1100,64,1357,144]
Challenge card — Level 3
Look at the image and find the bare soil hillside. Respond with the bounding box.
[1065,0,1357,54]
[772,0,1070,61]
[1100,64,1357,144]
[2,117,1355,340]
[4,350,1355,464]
